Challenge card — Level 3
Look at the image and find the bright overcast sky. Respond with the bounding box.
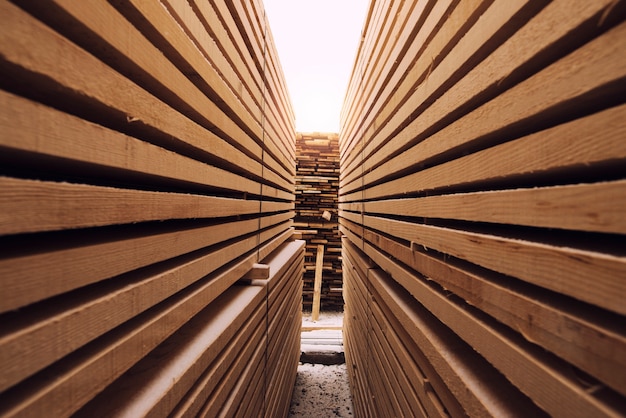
[263,0,369,133]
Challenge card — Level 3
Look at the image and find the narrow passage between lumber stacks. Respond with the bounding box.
[289,311,353,417]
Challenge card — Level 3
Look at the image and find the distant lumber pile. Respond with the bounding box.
[0,1,302,417]
[340,1,626,417]
[295,132,343,311]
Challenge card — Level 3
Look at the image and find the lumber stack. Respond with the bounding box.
[340,1,626,417]
[295,132,343,310]
[0,0,302,417]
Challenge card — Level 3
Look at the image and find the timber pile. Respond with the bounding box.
[0,1,302,417]
[340,1,626,417]
[295,132,343,310]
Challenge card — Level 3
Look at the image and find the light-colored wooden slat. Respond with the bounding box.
[0,212,290,313]
[210,334,267,417]
[250,240,305,289]
[190,0,298,177]
[0,245,260,417]
[311,244,326,321]
[350,180,626,234]
[202,0,264,107]
[260,14,298,163]
[370,298,451,418]
[0,176,287,236]
[344,242,472,416]
[346,7,626,195]
[10,229,289,417]
[343,0,623,194]
[261,269,301,416]
[167,302,266,418]
[123,0,262,137]
[356,213,626,315]
[0,89,293,196]
[241,263,270,280]
[0,1,266,180]
[340,0,457,171]
[266,291,301,416]
[0,230,266,392]
[73,286,264,417]
[347,218,626,397]
[340,0,399,164]
[119,0,302,186]
[368,301,416,416]
[363,239,626,417]
[218,0,296,175]
[44,0,267,161]
[340,103,626,201]
[341,0,519,184]
[338,0,377,139]
[263,17,297,146]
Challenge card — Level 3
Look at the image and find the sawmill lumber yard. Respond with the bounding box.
[1,1,625,417]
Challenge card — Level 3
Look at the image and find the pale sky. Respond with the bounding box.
[263,0,369,133]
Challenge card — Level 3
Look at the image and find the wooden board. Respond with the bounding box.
[295,133,343,310]
[339,0,626,415]
[0,0,301,416]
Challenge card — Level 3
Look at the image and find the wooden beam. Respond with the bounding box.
[241,263,270,280]
[357,180,626,234]
[311,244,325,321]
[359,213,626,316]
[0,176,291,236]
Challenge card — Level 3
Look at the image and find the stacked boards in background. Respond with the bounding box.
[295,133,343,310]
[0,0,302,417]
[340,1,626,417]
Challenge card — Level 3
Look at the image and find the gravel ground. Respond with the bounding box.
[288,311,353,417]
[288,363,353,417]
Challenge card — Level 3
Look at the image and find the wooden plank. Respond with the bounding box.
[0,247,259,417]
[340,0,399,145]
[348,218,626,396]
[311,244,325,321]
[241,263,270,280]
[0,90,271,195]
[120,0,263,138]
[33,0,267,161]
[362,239,626,417]
[354,180,626,234]
[219,0,296,175]
[370,298,452,418]
[357,213,626,315]
[345,240,548,417]
[343,240,467,417]
[0,1,264,179]
[340,102,626,200]
[73,286,264,417]
[347,10,626,197]
[340,0,457,174]
[167,301,266,418]
[342,0,519,183]
[0,213,288,313]
[0,231,268,392]
[0,176,278,236]
[211,333,267,417]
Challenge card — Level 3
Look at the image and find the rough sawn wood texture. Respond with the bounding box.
[0,0,303,417]
[339,1,626,417]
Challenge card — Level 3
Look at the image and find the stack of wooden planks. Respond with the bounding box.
[0,0,302,417]
[340,1,626,417]
[295,132,343,311]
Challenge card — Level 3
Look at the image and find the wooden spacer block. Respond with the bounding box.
[242,263,270,280]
